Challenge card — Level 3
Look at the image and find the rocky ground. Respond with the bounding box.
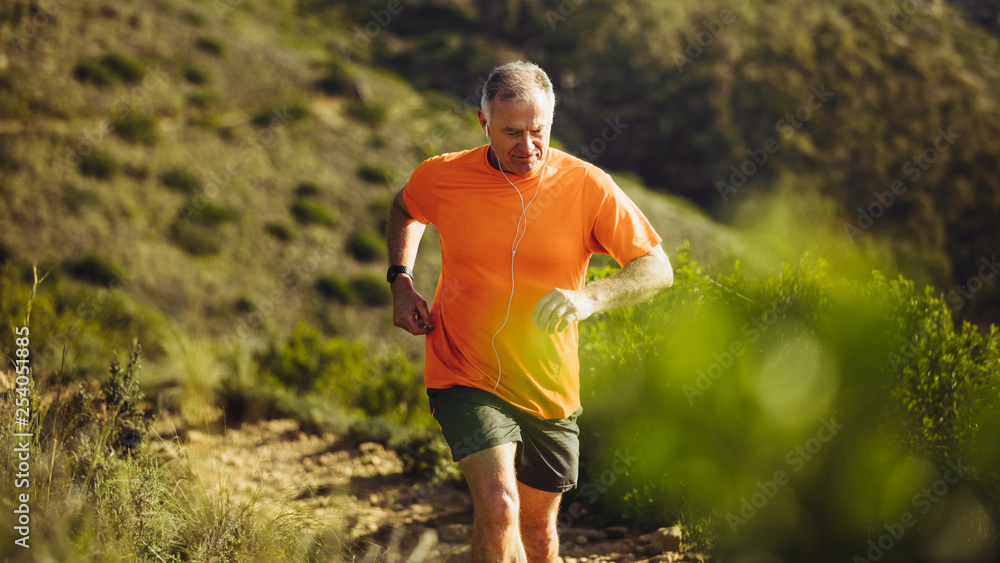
[157,418,711,562]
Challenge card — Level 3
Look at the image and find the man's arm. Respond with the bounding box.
[387,187,435,335]
[532,244,673,334]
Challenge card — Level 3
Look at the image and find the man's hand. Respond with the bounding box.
[392,277,435,335]
[532,288,597,334]
[533,246,673,334]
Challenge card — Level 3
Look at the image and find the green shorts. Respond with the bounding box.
[427,385,582,493]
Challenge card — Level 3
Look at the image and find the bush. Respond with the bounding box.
[345,100,388,125]
[346,228,386,262]
[195,36,225,56]
[99,53,145,83]
[114,115,158,145]
[65,254,125,286]
[183,203,239,227]
[160,167,200,193]
[315,275,355,304]
[250,101,312,129]
[291,200,338,226]
[260,322,366,394]
[75,53,145,85]
[351,274,391,306]
[568,246,1000,557]
[294,182,321,198]
[358,163,395,184]
[73,60,113,86]
[79,151,121,179]
[184,66,210,84]
[169,222,220,256]
[264,222,296,241]
[315,61,355,96]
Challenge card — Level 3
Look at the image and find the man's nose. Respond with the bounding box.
[516,133,533,153]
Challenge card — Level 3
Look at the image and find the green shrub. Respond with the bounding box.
[160,167,200,193]
[291,200,338,226]
[346,228,386,262]
[79,151,121,179]
[351,274,391,306]
[169,222,220,256]
[315,61,355,96]
[315,274,355,304]
[260,322,366,394]
[358,163,395,184]
[264,222,296,241]
[65,254,124,286]
[567,246,1000,556]
[251,101,311,127]
[114,115,158,145]
[195,36,225,56]
[185,203,239,227]
[99,53,145,83]
[294,181,321,198]
[73,60,113,86]
[345,100,388,125]
[187,90,222,109]
[183,66,210,84]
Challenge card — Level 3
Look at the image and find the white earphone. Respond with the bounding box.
[489,147,545,394]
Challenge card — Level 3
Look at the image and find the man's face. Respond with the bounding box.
[479,89,553,176]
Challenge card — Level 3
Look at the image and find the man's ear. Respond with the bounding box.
[477,107,489,138]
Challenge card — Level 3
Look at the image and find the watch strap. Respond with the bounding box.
[386,265,413,284]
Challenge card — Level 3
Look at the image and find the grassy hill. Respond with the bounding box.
[2,1,999,561]
[0,0,746,396]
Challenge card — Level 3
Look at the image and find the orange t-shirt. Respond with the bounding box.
[403,145,661,420]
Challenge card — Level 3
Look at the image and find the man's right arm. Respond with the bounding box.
[387,187,435,335]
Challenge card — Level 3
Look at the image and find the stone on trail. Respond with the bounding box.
[604,525,628,539]
[650,526,682,553]
[437,523,472,544]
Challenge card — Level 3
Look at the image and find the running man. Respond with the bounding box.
[386,61,673,562]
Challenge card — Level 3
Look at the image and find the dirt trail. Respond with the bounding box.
[157,418,708,562]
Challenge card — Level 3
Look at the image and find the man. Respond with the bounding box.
[386,61,673,562]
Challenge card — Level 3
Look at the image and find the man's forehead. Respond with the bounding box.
[492,95,553,128]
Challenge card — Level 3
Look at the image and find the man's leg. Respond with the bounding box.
[459,442,526,562]
[517,481,562,563]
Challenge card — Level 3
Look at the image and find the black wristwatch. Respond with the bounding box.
[386,266,414,284]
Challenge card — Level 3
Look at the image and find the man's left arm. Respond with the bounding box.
[532,244,673,334]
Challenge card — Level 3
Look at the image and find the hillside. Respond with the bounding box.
[2,1,1000,562]
[0,0,743,378]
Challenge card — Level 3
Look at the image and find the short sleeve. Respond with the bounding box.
[402,160,434,225]
[586,168,662,267]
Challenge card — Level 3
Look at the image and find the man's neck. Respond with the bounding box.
[486,145,504,172]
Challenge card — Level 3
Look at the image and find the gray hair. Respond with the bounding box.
[480,61,555,120]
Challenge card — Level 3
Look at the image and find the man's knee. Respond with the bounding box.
[474,487,520,528]
[521,517,558,557]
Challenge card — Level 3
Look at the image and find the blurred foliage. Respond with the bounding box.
[360,0,1000,326]
[259,322,423,423]
[572,243,1000,559]
[346,227,387,262]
